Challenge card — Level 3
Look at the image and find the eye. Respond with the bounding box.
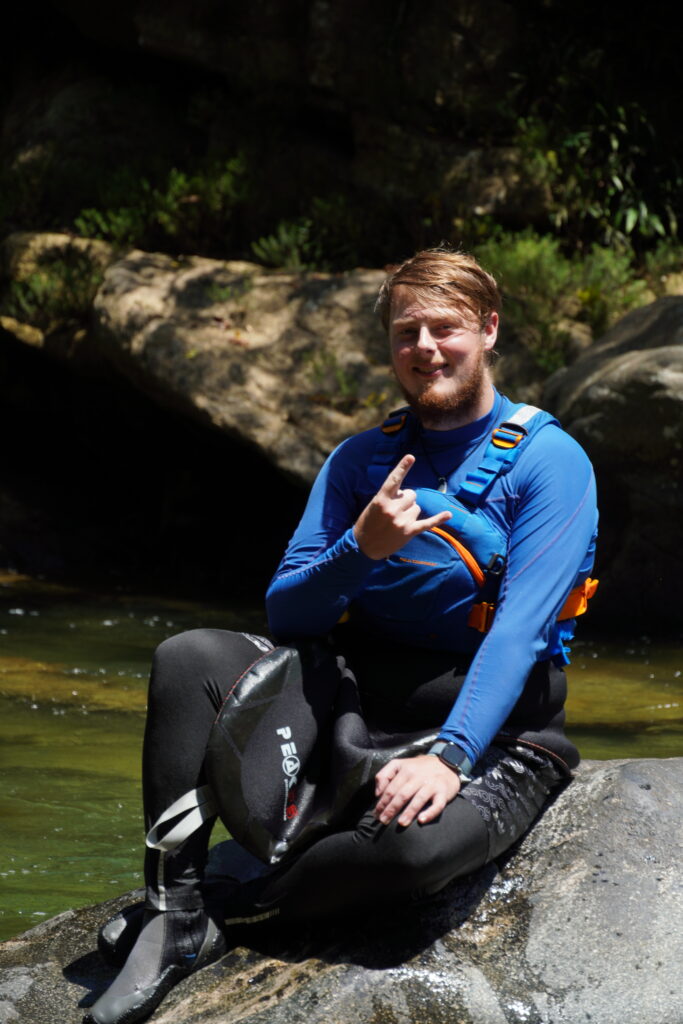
[436,322,467,336]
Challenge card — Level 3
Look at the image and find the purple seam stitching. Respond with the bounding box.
[453,473,593,757]
[506,475,593,585]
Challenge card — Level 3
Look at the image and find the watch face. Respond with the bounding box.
[442,746,473,779]
[441,746,462,768]
[429,742,472,778]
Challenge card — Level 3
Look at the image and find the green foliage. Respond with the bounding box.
[574,245,649,337]
[251,194,367,272]
[73,156,248,253]
[476,232,572,372]
[251,218,314,271]
[642,238,683,295]
[515,104,680,248]
[475,230,653,372]
[202,277,253,304]
[2,249,103,331]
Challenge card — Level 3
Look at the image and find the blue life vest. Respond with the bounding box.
[351,405,596,654]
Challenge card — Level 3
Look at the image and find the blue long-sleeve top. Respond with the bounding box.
[266,391,598,767]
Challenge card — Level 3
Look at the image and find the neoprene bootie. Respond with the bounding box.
[96,878,238,967]
[84,906,227,1024]
[98,901,146,967]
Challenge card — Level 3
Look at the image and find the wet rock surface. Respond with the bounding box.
[1,758,681,1024]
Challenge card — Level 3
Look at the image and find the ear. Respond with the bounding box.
[482,312,498,351]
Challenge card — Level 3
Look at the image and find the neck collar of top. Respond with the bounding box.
[417,390,504,451]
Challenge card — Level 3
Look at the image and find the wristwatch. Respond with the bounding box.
[428,741,473,783]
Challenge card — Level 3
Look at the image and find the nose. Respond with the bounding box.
[415,325,437,351]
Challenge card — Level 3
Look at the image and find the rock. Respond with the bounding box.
[662,271,683,296]
[351,120,550,230]
[1,232,402,487]
[0,232,115,367]
[0,315,44,349]
[91,250,400,484]
[1,758,681,1024]
[543,297,683,628]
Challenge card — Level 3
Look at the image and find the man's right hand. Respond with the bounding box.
[353,455,452,560]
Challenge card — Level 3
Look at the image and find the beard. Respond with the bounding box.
[396,347,489,428]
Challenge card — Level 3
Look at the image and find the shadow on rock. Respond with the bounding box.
[236,861,497,970]
[63,949,117,1009]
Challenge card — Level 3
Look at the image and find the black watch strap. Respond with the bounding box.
[428,741,473,781]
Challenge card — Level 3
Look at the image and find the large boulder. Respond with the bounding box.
[543,297,683,629]
[0,232,401,486]
[1,758,681,1024]
[91,249,400,484]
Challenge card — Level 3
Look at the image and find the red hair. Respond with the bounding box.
[376,248,501,331]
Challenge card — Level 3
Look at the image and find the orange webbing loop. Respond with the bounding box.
[468,578,598,635]
[381,413,407,435]
[557,577,599,620]
[491,426,526,450]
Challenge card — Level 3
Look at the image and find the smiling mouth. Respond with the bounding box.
[414,365,447,377]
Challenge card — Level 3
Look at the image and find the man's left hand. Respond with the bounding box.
[374,754,461,827]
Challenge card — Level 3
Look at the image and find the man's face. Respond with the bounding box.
[389,285,498,429]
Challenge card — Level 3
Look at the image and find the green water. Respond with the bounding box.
[1,573,681,942]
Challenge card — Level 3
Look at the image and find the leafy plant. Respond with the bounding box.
[576,245,649,336]
[476,230,655,372]
[74,156,248,253]
[251,193,367,272]
[202,277,253,304]
[2,249,104,331]
[642,238,683,296]
[515,104,680,248]
[476,231,575,371]
[251,219,314,271]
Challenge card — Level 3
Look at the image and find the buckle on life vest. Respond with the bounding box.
[491,424,527,450]
[468,601,496,632]
[381,410,408,435]
[469,578,599,635]
[558,578,599,620]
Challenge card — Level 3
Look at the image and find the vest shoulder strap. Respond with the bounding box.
[367,406,411,491]
[455,404,558,508]
[368,403,558,503]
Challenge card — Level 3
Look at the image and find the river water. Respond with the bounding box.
[1,572,681,941]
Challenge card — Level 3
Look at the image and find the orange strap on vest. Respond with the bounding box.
[468,578,599,634]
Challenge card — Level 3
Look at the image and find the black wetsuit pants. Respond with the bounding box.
[142,629,565,921]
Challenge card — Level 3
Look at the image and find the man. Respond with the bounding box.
[86,248,597,1024]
